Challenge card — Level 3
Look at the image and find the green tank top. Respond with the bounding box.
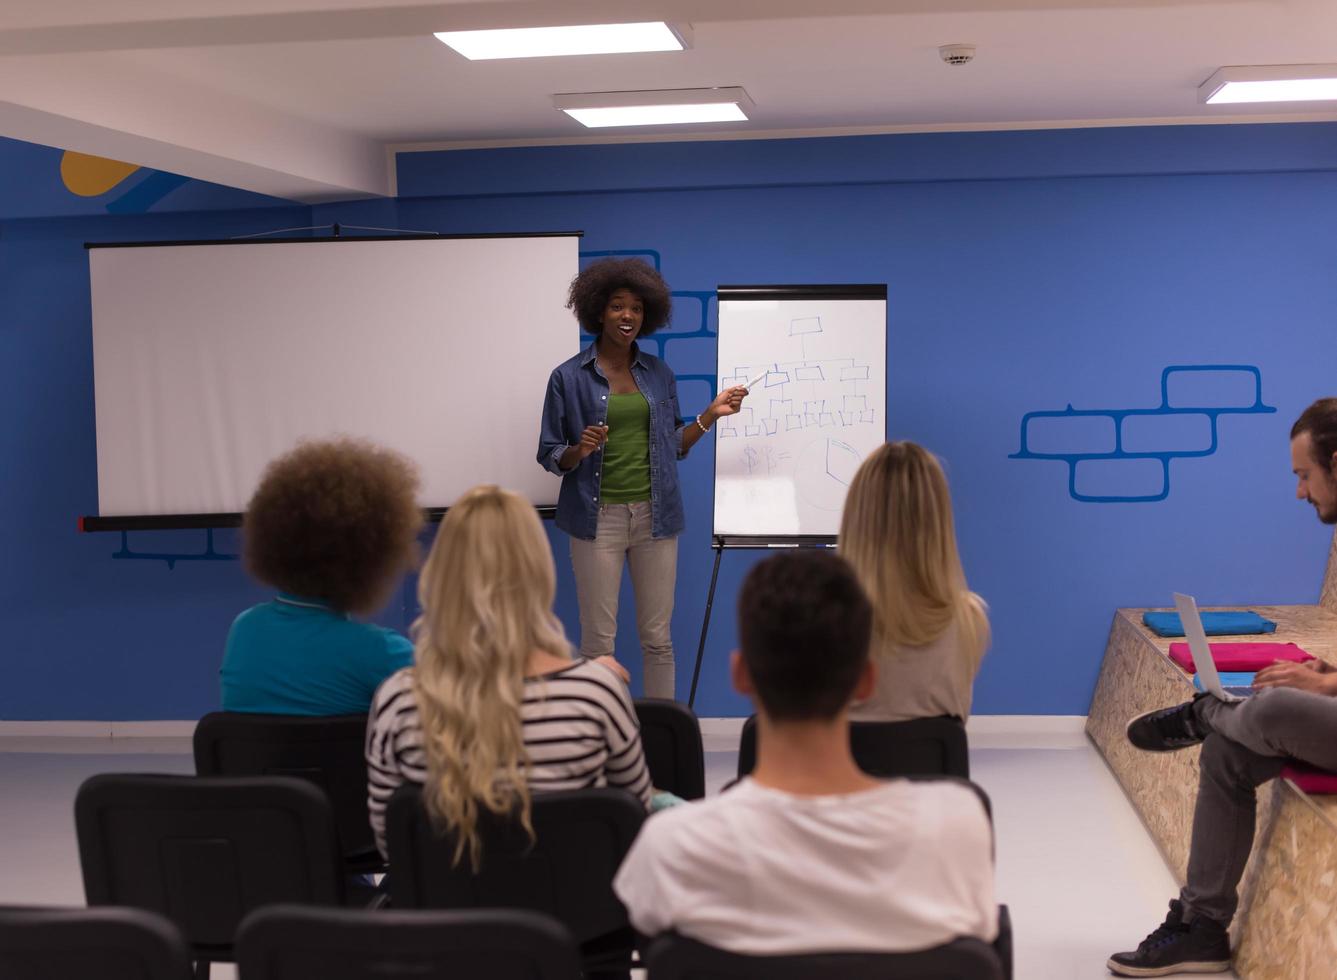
[600,392,651,503]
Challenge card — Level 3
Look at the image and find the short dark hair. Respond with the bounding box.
[737,551,872,722]
[566,258,672,336]
[243,438,423,614]
[1292,398,1337,473]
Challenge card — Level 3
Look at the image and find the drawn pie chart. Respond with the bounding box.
[795,437,862,511]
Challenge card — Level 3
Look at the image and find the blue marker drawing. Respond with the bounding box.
[1010,365,1276,503]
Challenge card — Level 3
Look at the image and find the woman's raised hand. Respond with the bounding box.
[710,385,749,418]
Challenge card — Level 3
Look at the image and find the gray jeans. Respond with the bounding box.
[569,501,677,700]
[1180,687,1337,925]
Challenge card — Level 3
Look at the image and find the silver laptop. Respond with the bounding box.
[1173,592,1257,702]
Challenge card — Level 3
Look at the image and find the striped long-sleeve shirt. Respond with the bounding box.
[365,659,653,858]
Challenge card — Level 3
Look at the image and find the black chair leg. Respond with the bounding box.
[193,958,211,980]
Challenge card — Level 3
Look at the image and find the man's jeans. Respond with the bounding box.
[1181,687,1337,925]
[570,501,677,700]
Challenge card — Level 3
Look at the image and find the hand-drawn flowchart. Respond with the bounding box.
[713,295,887,537]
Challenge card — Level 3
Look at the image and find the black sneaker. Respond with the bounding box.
[1107,900,1231,976]
[1126,694,1211,752]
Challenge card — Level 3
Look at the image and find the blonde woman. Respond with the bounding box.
[838,442,989,722]
[365,485,652,864]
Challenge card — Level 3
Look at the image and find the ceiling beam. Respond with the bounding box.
[0,55,390,201]
[0,0,1233,55]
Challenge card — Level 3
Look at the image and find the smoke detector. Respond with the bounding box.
[939,43,976,66]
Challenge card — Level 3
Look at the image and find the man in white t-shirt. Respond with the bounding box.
[613,549,997,956]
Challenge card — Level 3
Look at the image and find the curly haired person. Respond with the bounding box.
[537,258,748,699]
[220,437,423,716]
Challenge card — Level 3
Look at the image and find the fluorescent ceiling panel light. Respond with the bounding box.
[1200,65,1337,104]
[553,87,753,128]
[435,22,688,60]
[564,104,748,127]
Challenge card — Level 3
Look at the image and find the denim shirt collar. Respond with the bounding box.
[580,339,649,373]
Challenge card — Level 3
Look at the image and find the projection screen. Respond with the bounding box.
[88,234,579,521]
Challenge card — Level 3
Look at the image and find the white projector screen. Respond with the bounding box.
[89,234,579,519]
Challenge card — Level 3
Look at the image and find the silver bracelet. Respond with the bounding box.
[695,414,710,434]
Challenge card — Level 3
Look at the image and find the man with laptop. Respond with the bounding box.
[1108,397,1337,977]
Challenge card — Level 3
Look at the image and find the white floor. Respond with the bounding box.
[0,727,1235,980]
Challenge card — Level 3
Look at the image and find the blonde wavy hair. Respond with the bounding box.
[838,442,989,660]
[411,485,571,868]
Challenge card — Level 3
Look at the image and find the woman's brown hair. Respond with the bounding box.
[243,438,422,614]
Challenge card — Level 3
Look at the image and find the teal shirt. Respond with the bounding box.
[220,594,413,716]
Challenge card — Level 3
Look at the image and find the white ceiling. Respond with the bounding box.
[2,0,1336,202]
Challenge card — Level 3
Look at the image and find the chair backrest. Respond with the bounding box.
[736,715,969,780]
[75,774,345,959]
[192,711,378,867]
[386,784,644,945]
[634,698,706,800]
[0,906,193,980]
[644,932,1004,980]
[236,905,582,980]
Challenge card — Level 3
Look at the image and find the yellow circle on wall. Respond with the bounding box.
[60,152,140,197]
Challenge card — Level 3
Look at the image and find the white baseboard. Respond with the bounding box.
[966,715,1088,735]
[0,721,197,737]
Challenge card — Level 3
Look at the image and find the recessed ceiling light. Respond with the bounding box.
[1200,65,1337,104]
[553,87,753,128]
[435,22,689,60]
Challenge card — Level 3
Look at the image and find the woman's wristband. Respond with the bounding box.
[695,414,712,434]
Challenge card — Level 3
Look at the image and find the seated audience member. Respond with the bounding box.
[614,550,997,955]
[365,485,651,863]
[839,441,990,722]
[220,438,423,715]
[1109,397,1337,977]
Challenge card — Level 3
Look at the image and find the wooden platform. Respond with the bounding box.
[1087,538,1337,979]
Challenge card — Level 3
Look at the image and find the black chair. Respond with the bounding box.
[736,714,969,780]
[386,784,644,976]
[192,711,383,874]
[0,905,193,980]
[634,699,706,800]
[236,905,582,980]
[75,773,364,979]
[644,931,1004,980]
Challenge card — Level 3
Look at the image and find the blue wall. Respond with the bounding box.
[3,125,1336,719]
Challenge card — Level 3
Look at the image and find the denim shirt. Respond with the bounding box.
[538,342,686,540]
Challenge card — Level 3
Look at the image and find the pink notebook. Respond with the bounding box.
[1166,641,1314,674]
[1281,762,1337,795]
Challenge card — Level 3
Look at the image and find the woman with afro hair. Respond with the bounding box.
[538,258,747,699]
[221,438,423,715]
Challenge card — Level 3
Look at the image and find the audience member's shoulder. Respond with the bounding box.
[561,658,632,696]
[370,666,416,714]
[229,600,274,631]
[910,779,992,832]
[372,624,413,656]
[633,792,736,864]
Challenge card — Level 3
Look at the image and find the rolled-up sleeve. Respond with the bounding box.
[537,368,570,475]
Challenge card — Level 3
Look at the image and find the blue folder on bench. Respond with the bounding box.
[1143,611,1277,637]
[1194,672,1257,693]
